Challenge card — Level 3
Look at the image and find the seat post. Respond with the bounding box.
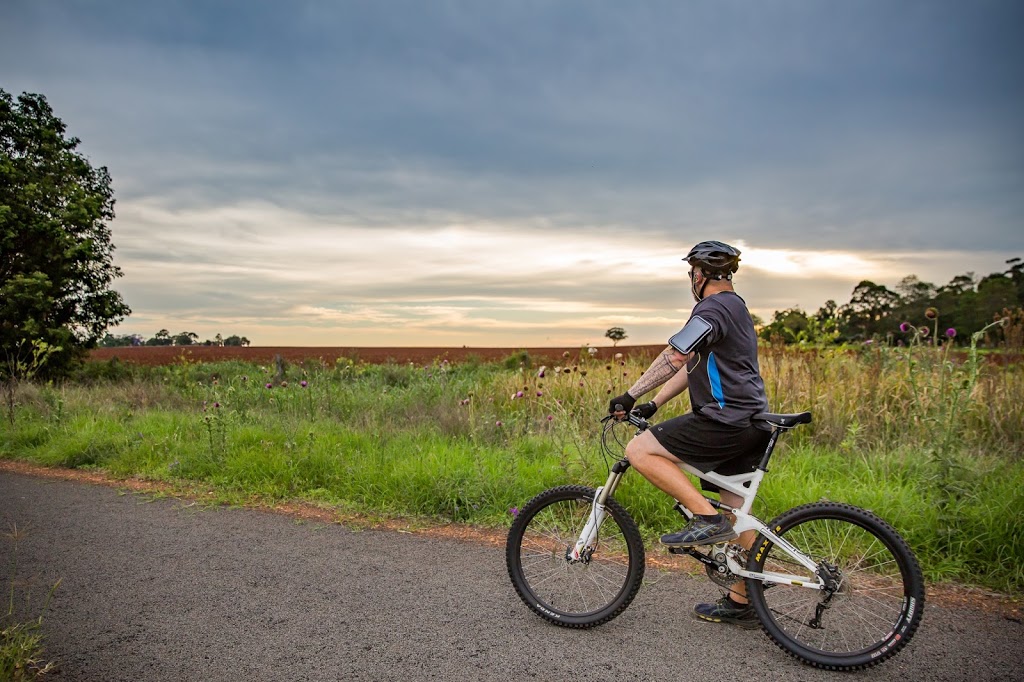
[757,428,782,471]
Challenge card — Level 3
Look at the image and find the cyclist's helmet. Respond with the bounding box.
[684,240,741,279]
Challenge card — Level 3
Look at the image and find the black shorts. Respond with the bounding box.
[649,412,771,492]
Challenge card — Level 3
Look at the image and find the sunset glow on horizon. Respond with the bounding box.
[3,1,1020,346]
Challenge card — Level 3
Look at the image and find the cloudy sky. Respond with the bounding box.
[3,1,1022,346]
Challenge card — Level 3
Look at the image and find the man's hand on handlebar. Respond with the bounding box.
[608,392,636,417]
[608,393,657,422]
[632,401,658,419]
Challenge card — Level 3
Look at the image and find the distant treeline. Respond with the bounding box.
[760,258,1023,347]
[99,330,251,347]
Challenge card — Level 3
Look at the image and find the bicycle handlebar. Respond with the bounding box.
[602,411,651,431]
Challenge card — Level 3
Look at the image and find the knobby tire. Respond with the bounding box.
[746,501,925,671]
[506,485,645,628]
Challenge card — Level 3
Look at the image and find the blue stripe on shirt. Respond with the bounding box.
[707,352,726,408]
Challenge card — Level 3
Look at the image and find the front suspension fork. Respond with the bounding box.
[569,459,630,562]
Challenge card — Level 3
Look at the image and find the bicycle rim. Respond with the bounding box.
[747,502,924,670]
[506,485,645,628]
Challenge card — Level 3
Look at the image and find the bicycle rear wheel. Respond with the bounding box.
[746,502,924,670]
[506,485,645,628]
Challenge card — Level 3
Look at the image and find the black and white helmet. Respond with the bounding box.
[684,240,741,277]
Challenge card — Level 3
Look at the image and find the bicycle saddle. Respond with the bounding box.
[752,411,812,429]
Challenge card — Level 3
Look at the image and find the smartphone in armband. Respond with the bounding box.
[668,316,713,354]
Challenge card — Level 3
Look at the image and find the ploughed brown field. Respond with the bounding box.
[88,345,666,366]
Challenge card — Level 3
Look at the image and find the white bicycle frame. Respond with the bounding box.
[574,427,824,591]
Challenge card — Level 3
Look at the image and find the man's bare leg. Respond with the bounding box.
[625,431,716,515]
[720,489,755,604]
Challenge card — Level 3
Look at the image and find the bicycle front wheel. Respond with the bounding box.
[506,485,645,628]
[746,502,925,671]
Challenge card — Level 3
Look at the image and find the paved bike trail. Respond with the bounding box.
[1,470,1021,681]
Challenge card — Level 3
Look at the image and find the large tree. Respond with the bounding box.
[837,280,901,340]
[1,90,130,377]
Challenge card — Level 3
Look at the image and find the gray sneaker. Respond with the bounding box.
[693,596,759,629]
[660,515,737,547]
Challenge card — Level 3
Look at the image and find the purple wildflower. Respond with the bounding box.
[265,383,273,389]
[925,307,939,320]
[300,380,308,388]
[509,506,519,517]
[945,328,956,338]
[899,322,911,333]
[918,326,930,338]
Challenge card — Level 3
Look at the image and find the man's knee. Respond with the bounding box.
[624,437,647,466]
[625,434,662,471]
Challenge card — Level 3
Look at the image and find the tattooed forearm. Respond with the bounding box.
[627,347,685,399]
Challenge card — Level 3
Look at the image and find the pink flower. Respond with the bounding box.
[945,328,957,338]
[495,420,503,427]
[300,380,308,388]
[265,383,273,389]
[899,322,911,333]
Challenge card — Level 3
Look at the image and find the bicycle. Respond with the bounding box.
[505,410,925,671]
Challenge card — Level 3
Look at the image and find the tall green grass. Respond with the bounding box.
[2,347,1022,592]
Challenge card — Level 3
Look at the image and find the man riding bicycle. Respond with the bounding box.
[609,240,770,628]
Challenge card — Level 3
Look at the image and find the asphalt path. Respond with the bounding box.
[1,471,1021,681]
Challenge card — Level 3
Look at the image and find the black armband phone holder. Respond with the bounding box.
[668,316,713,354]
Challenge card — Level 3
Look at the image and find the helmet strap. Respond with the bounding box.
[691,269,710,302]
[692,268,733,302]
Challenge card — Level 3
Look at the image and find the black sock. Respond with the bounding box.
[697,513,723,523]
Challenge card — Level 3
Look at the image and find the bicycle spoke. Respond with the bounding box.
[749,504,923,668]
[510,489,641,622]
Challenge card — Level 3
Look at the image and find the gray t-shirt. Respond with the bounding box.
[682,291,768,428]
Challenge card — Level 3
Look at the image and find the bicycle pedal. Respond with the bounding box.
[667,546,692,556]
